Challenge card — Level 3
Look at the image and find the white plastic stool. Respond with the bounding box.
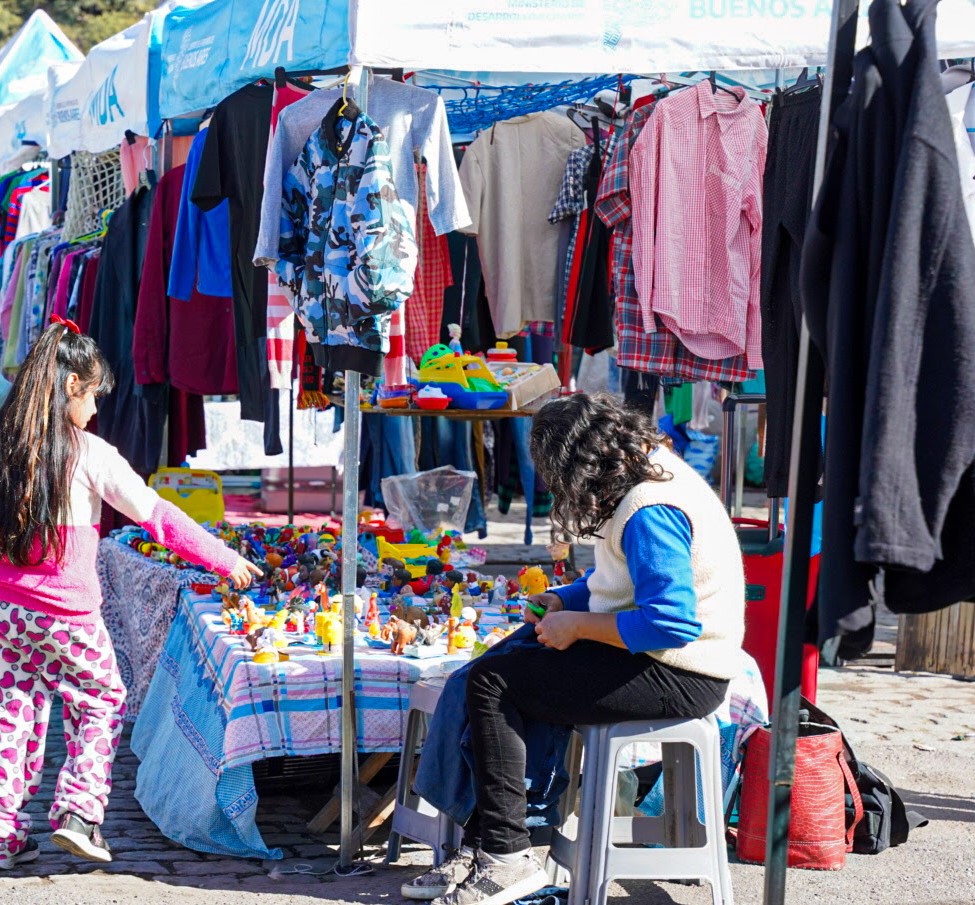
[548,715,733,905]
[385,677,462,866]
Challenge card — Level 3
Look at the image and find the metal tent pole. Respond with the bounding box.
[288,381,295,524]
[339,66,370,871]
[762,3,860,903]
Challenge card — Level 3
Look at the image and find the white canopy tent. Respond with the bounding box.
[349,0,975,73]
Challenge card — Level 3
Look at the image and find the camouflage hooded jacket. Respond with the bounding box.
[276,100,418,376]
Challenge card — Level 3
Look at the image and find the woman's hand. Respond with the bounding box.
[228,557,263,590]
[534,610,582,650]
[524,592,564,625]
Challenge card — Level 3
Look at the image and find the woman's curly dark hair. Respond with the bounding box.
[530,392,671,539]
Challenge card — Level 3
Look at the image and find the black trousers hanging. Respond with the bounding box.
[760,87,822,497]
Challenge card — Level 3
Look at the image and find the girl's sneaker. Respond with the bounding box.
[51,814,113,863]
[0,838,39,870]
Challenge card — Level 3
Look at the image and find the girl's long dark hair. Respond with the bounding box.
[0,324,114,566]
[530,392,671,539]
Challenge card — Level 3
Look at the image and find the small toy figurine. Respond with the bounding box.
[416,623,445,646]
[491,575,507,609]
[518,565,548,597]
[446,617,460,654]
[391,568,414,596]
[450,583,465,618]
[409,559,445,595]
[221,594,247,634]
[285,597,310,634]
[364,591,379,631]
[447,323,463,354]
[384,616,418,655]
[437,535,453,565]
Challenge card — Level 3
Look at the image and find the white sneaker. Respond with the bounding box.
[431,850,548,905]
[402,846,477,900]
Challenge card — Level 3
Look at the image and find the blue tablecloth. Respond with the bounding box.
[131,589,468,859]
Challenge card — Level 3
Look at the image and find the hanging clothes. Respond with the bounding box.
[88,186,169,474]
[564,127,615,353]
[459,111,585,337]
[630,81,766,369]
[275,99,418,376]
[595,104,754,383]
[169,128,233,300]
[191,84,282,456]
[256,76,469,267]
[133,164,237,397]
[760,86,822,498]
[801,0,975,635]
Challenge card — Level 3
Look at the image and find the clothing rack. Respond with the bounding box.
[762,1,860,903]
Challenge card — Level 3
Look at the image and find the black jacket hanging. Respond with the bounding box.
[800,0,975,635]
[566,126,614,353]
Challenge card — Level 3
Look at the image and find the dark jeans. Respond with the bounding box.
[464,641,729,854]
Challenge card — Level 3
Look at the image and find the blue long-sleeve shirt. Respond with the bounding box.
[550,504,701,654]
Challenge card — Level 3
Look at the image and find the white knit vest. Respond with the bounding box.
[586,446,745,680]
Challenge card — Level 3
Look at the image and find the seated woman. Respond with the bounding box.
[404,392,746,905]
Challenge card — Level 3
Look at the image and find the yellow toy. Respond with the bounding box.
[518,565,548,597]
[450,584,464,618]
[377,536,439,579]
[417,345,501,392]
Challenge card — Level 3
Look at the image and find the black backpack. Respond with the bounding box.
[801,699,928,854]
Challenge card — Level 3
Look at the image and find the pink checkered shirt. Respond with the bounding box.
[630,82,767,370]
[595,105,753,382]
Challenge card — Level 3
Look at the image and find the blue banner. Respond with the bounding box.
[159,0,350,119]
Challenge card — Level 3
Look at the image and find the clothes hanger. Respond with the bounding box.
[781,67,823,97]
[708,71,741,99]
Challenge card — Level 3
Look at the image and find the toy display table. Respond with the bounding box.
[130,588,470,859]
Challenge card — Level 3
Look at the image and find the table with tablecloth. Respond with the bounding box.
[130,588,469,859]
[97,539,206,720]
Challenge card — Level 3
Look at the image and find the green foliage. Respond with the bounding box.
[0,2,156,54]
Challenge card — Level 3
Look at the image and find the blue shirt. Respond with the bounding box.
[169,128,233,300]
[550,504,702,654]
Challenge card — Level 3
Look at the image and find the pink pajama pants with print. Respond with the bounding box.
[0,603,126,860]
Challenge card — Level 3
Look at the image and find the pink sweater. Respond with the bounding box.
[0,431,238,624]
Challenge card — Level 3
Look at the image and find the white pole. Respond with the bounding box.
[339,65,370,870]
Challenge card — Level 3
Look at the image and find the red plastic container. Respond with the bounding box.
[735,517,819,712]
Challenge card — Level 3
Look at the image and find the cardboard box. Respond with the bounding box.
[261,466,342,514]
[486,362,561,410]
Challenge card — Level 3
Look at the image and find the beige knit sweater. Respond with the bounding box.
[586,446,745,680]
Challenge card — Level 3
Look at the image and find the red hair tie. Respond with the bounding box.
[50,314,80,335]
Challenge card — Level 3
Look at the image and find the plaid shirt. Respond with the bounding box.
[630,82,766,369]
[405,163,454,363]
[595,104,754,382]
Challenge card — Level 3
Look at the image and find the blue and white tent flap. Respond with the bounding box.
[0,10,82,109]
[46,11,167,160]
[159,0,350,119]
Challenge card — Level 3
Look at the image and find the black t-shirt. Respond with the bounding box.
[192,84,280,451]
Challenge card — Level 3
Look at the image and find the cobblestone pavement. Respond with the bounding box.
[2,502,973,904]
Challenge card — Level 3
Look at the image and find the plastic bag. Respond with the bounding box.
[381,466,476,535]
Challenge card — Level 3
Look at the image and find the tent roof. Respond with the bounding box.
[0,10,83,109]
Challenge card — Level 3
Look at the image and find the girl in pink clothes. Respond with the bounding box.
[0,320,260,869]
